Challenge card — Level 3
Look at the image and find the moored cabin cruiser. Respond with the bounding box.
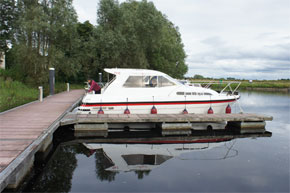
[78,68,240,114]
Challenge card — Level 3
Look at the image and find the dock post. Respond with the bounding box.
[49,68,55,95]
[98,72,102,84]
[66,83,70,92]
[38,86,43,102]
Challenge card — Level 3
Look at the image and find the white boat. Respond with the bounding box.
[77,68,240,114]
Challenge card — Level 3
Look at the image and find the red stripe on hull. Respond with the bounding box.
[81,99,236,107]
[111,138,233,144]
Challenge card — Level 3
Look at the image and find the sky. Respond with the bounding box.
[73,0,290,80]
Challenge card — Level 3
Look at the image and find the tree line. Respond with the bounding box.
[0,0,187,86]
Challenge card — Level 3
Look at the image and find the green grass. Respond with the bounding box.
[0,77,39,112]
[0,77,85,112]
[239,80,290,89]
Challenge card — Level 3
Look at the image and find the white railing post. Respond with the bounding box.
[66,83,70,92]
[38,86,43,102]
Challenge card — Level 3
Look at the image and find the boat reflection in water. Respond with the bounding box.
[84,140,233,173]
[83,131,271,177]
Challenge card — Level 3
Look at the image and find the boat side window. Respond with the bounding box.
[123,76,144,87]
[176,92,184,95]
[158,76,175,87]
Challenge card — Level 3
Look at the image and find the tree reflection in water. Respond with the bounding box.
[94,149,118,182]
[135,170,151,179]
[24,145,77,192]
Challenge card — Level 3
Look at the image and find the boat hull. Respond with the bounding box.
[78,99,237,114]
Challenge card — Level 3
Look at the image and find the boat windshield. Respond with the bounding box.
[123,75,176,88]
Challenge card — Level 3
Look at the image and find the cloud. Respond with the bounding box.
[186,32,290,79]
[73,0,98,25]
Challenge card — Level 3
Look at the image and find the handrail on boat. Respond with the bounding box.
[101,76,116,91]
[190,81,241,95]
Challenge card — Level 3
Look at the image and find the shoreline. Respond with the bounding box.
[243,87,290,93]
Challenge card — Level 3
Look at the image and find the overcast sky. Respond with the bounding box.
[73,0,290,80]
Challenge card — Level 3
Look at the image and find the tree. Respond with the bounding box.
[7,0,80,85]
[96,0,188,78]
[193,74,205,79]
[48,0,80,82]
[0,0,17,58]
[76,21,100,80]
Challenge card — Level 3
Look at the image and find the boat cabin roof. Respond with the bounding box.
[104,68,167,76]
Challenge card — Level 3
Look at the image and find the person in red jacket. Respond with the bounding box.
[87,79,101,94]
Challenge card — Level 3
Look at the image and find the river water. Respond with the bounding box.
[18,91,290,192]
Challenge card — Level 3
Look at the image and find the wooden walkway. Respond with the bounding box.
[0,89,84,191]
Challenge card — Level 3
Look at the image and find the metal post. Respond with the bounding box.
[49,68,55,95]
[0,52,5,69]
[99,72,102,84]
[38,86,43,102]
[66,83,70,92]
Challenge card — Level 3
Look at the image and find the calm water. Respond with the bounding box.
[20,91,290,192]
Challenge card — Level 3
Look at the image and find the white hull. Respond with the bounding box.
[78,100,236,114]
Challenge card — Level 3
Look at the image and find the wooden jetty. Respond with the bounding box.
[61,113,273,137]
[0,90,84,192]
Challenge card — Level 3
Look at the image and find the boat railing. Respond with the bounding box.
[102,76,116,91]
[191,80,241,95]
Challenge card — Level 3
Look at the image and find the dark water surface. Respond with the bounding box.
[21,91,290,192]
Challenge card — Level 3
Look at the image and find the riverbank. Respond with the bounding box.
[244,87,290,92]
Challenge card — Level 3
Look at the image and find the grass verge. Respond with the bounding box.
[0,77,84,112]
[0,77,38,112]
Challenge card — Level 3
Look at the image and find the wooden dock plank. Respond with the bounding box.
[0,129,45,133]
[0,135,40,140]
[0,151,22,157]
[0,125,49,130]
[0,140,33,147]
[0,158,15,166]
[0,144,33,151]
